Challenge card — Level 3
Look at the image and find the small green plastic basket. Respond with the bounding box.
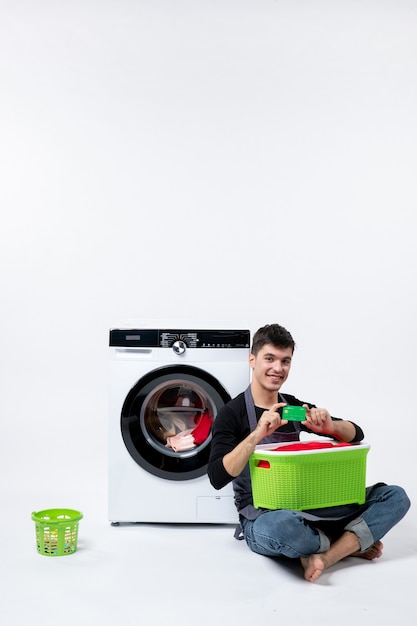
[31,509,83,557]
[249,443,370,511]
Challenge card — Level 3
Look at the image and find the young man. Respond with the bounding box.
[207,323,410,582]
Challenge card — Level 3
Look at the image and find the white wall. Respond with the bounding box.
[1,1,416,512]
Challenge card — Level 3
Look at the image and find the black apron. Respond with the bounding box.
[233,386,374,539]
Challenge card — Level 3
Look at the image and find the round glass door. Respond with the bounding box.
[121,365,230,480]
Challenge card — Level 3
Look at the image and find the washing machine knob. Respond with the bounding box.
[172,340,187,355]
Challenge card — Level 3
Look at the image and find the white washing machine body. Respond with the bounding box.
[108,324,250,524]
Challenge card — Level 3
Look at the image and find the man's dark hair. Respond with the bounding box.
[251,324,295,355]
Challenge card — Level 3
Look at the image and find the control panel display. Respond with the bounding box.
[110,329,250,348]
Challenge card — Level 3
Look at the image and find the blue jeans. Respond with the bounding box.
[241,484,410,558]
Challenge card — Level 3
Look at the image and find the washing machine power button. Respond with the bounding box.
[172,340,187,355]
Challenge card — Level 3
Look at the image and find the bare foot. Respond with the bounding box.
[300,535,383,582]
[301,554,327,582]
[352,540,383,560]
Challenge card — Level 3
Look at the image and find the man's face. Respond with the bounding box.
[249,343,293,393]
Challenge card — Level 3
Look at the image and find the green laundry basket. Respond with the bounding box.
[249,442,370,511]
[32,508,83,556]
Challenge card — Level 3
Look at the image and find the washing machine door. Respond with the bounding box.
[121,365,230,480]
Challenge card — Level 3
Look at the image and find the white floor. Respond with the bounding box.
[2,486,416,626]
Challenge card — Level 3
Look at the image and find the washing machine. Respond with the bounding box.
[108,322,250,524]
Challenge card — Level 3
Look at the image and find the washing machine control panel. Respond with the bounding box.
[110,328,250,348]
[161,332,198,349]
